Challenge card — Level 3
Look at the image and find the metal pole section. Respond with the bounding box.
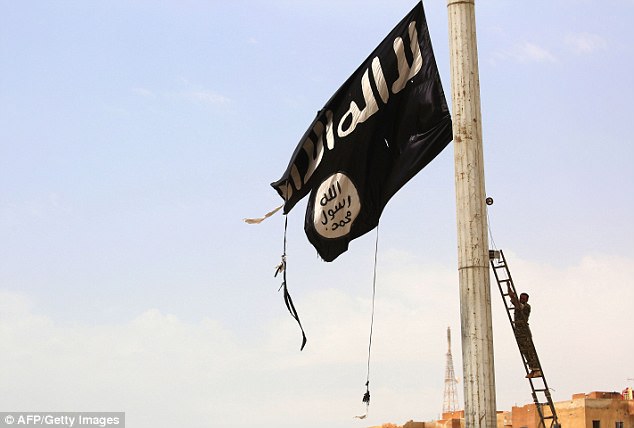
[446,1,497,427]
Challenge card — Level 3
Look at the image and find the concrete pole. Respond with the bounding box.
[446,1,497,427]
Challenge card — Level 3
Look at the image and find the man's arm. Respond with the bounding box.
[508,284,519,307]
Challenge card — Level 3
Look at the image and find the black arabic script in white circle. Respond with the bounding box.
[313,172,361,239]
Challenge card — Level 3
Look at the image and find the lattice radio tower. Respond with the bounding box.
[443,326,460,414]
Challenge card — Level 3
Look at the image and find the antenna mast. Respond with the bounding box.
[443,326,460,414]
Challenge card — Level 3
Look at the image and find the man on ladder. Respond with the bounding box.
[508,286,542,378]
[491,250,560,427]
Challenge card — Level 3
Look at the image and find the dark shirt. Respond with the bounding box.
[514,302,531,325]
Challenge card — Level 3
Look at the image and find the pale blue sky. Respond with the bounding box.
[1,1,633,427]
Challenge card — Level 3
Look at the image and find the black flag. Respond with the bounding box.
[271,2,453,262]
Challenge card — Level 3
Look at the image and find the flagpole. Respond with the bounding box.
[446,1,497,427]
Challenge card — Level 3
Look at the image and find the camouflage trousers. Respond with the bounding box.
[515,324,540,371]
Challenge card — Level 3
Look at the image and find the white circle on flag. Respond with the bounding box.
[312,172,361,239]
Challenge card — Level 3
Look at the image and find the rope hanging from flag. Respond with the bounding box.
[355,225,380,419]
[274,211,307,351]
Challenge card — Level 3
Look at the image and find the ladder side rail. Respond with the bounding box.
[491,265,530,373]
[515,291,560,427]
[498,250,529,327]
[491,251,531,374]
[533,396,558,428]
[490,252,519,337]
[491,268,516,330]
[541,379,559,427]
[529,360,559,428]
[529,381,549,428]
[499,251,536,377]
[492,251,527,334]
[535,402,547,428]
[525,339,561,428]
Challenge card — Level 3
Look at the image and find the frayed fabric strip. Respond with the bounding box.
[243,204,283,224]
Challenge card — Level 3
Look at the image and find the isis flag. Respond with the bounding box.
[271,2,453,262]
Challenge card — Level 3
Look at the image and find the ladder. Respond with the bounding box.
[489,249,560,428]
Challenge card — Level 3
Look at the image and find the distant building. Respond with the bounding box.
[376,389,634,428]
[509,391,634,428]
